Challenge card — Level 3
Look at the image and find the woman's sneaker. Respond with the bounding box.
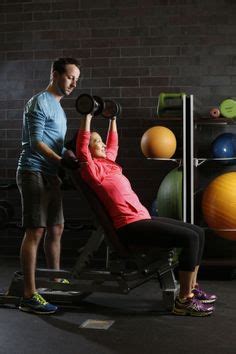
[19,292,58,315]
[173,296,214,317]
[192,285,217,304]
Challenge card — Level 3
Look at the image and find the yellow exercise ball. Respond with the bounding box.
[140,126,177,158]
[202,172,236,241]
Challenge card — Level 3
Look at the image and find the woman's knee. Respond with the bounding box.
[179,231,200,253]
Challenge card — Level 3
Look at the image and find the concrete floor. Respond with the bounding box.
[0,258,236,354]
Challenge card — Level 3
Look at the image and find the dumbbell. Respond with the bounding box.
[157,92,185,117]
[75,94,104,116]
[102,99,122,119]
[75,94,121,119]
[209,107,221,119]
[219,98,236,119]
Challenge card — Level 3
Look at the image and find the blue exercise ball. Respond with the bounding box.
[211,133,236,159]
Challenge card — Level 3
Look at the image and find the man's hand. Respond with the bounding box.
[60,150,80,170]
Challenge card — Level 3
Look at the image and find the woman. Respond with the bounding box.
[76,114,216,317]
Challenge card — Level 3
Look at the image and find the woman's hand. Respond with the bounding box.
[109,116,117,132]
[80,113,93,131]
[86,113,93,120]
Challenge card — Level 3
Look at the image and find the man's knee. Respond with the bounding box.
[46,224,64,239]
[24,228,45,245]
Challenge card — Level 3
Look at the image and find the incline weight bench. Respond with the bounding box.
[0,167,179,312]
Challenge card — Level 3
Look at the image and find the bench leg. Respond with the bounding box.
[158,267,179,311]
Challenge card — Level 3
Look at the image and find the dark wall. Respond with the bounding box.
[1,0,236,180]
[1,0,236,261]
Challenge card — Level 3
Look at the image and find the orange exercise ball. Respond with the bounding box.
[140,126,177,158]
[202,172,236,241]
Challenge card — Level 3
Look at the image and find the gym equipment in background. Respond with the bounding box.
[0,201,14,229]
[211,132,236,160]
[75,94,121,119]
[202,172,236,241]
[209,107,221,119]
[0,183,17,229]
[219,98,236,120]
[150,198,158,217]
[157,92,185,118]
[140,126,177,158]
[157,167,183,220]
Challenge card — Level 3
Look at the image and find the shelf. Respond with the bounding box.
[156,117,182,121]
[147,158,182,164]
[195,118,236,126]
[202,227,236,232]
[194,157,236,167]
[147,157,236,167]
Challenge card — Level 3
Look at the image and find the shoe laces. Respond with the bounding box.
[194,287,206,297]
[189,297,205,310]
[33,292,48,305]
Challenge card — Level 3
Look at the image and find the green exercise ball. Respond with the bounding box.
[157,167,183,220]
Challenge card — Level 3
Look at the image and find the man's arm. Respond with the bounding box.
[26,99,63,165]
[34,141,62,165]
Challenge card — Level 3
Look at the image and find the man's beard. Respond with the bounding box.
[56,83,66,96]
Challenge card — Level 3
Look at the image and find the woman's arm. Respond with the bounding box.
[108,116,117,133]
[76,114,103,183]
[106,117,118,161]
[76,114,93,162]
[80,113,93,132]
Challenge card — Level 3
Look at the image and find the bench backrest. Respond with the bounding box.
[70,169,130,257]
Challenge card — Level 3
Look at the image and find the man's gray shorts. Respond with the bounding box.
[16,170,64,228]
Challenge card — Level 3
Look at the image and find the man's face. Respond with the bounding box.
[89,132,106,158]
[54,64,80,96]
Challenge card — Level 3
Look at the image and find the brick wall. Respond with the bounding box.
[1,0,236,260]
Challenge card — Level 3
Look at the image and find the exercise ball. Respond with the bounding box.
[157,167,182,220]
[211,133,236,159]
[202,172,236,240]
[140,126,177,158]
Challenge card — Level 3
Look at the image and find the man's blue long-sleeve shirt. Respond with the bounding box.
[18,91,67,175]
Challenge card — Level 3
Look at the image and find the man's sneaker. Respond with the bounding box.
[192,285,217,304]
[53,278,70,284]
[173,296,214,317]
[19,292,58,315]
[57,278,70,284]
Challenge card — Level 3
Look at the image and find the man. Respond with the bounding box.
[16,58,80,314]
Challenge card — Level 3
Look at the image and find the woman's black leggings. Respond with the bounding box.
[117,217,205,272]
